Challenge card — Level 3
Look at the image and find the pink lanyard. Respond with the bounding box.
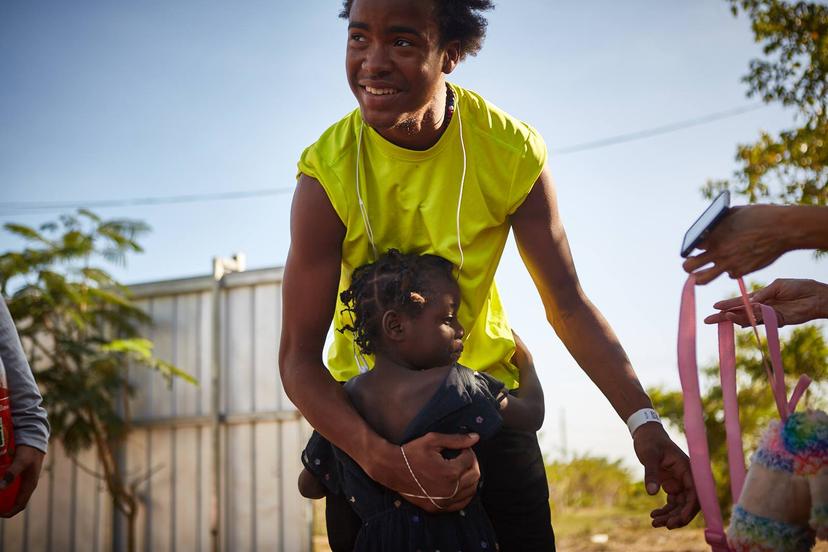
[677,275,812,551]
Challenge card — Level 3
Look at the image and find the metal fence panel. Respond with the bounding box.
[127,429,150,552]
[280,420,309,552]
[148,428,173,551]
[49,443,73,549]
[174,427,199,551]
[254,284,281,413]
[74,447,102,552]
[1,267,311,551]
[226,287,254,415]
[174,294,201,418]
[224,423,253,552]
[254,421,282,549]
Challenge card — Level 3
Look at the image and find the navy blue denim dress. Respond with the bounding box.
[302,364,505,552]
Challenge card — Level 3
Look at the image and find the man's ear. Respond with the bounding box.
[382,310,407,343]
[442,40,461,74]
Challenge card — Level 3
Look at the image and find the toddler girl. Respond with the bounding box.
[298,249,544,551]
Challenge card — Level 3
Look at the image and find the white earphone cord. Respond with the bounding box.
[355,85,466,274]
[455,95,466,274]
[355,122,378,261]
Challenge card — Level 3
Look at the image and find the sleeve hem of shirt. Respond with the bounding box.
[297,170,348,226]
[14,435,48,455]
[506,132,548,216]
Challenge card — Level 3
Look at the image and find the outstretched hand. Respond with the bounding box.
[633,423,699,529]
[704,278,828,327]
[682,205,789,285]
[0,445,45,518]
[376,432,480,513]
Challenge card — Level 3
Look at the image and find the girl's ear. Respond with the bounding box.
[381,310,406,343]
[442,40,461,74]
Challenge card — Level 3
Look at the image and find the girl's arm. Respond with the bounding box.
[498,332,545,431]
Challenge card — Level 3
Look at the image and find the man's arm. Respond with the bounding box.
[510,167,699,528]
[279,175,480,512]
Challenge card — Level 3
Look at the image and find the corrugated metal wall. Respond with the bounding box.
[1,267,313,551]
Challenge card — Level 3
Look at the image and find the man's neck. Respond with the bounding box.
[375,85,449,151]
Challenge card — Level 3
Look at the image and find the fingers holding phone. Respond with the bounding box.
[681,202,791,284]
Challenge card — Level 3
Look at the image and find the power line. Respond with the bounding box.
[0,187,293,212]
[0,103,767,217]
[553,103,765,155]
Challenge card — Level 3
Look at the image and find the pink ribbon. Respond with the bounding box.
[677,275,812,552]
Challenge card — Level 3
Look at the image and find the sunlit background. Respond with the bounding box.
[2,0,824,495]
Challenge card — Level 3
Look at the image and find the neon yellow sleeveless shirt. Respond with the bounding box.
[296,84,547,389]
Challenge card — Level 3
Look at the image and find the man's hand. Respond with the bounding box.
[682,205,790,284]
[0,445,45,518]
[704,278,828,327]
[371,432,480,513]
[633,423,699,529]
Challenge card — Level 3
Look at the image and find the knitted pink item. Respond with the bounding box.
[727,412,826,551]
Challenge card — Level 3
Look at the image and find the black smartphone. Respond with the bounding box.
[680,190,730,258]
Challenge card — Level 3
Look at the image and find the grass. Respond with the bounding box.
[311,499,711,552]
[312,497,828,552]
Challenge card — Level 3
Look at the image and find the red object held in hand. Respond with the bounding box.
[0,376,21,513]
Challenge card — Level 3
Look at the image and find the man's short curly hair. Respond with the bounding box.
[339,0,495,60]
[339,249,455,356]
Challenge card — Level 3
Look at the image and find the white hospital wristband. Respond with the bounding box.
[627,408,662,437]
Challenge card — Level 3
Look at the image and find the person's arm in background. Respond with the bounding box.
[0,299,49,518]
[703,278,828,327]
[497,331,544,431]
[683,205,828,284]
[279,175,480,513]
[510,167,699,529]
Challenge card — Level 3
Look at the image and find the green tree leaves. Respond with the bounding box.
[708,0,828,205]
[0,210,194,551]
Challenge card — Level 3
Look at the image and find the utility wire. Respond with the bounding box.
[0,103,766,217]
[553,103,765,155]
[0,187,291,212]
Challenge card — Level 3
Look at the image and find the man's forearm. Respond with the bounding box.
[550,296,651,421]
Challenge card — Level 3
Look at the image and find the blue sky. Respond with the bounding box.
[2,1,824,474]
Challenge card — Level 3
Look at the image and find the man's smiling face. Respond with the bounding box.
[345,0,450,135]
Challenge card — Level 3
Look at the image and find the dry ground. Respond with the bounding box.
[311,498,828,552]
[315,531,828,552]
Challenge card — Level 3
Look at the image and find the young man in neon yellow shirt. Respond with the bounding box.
[280,1,700,550]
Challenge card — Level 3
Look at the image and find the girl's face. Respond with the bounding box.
[396,275,465,370]
[344,0,454,137]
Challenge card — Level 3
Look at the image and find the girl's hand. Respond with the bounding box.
[504,330,545,431]
[704,278,828,327]
[511,330,534,371]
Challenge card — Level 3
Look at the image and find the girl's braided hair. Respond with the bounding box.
[340,249,455,355]
[339,0,495,61]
